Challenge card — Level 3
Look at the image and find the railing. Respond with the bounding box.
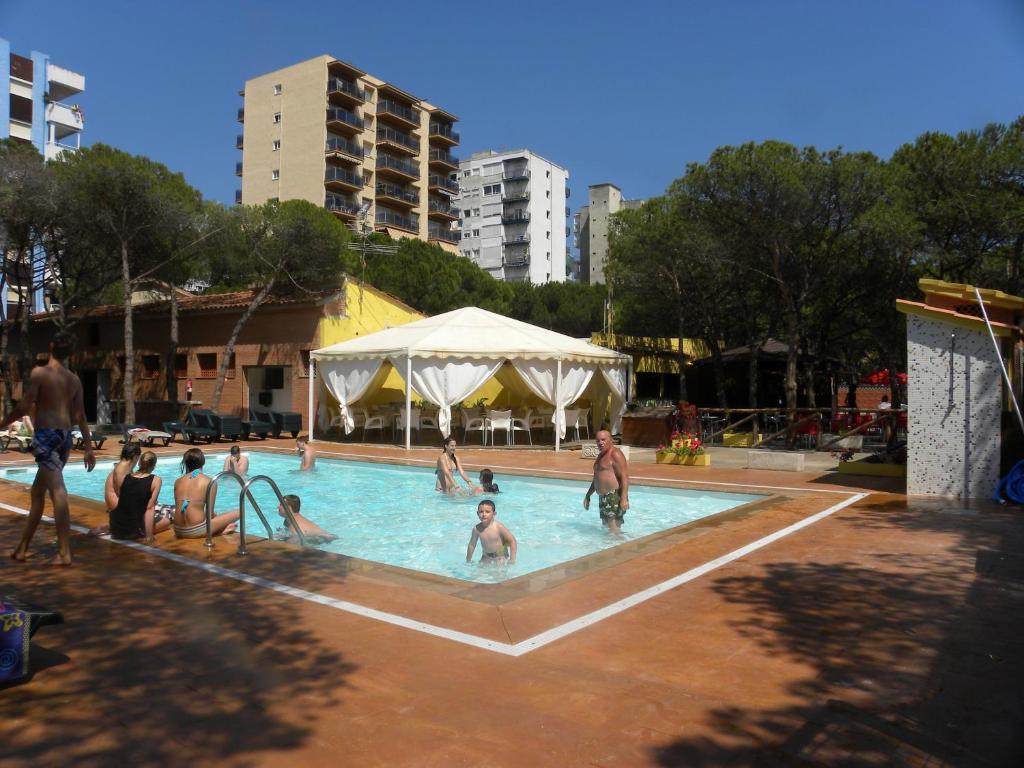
[428,226,459,243]
[325,136,364,158]
[325,166,364,188]
[326,194,359,215]
[428,174,459,193]
[377,154,419,177]
[376,181,419,204]
[326,107,364,130]
[328,77,366,101]
[428,198,459,216]
[378,98,420,124]
[237,475,306,555]
[502,211,530,224]
[692,406,906,450]
[429,149,459,166]
[377,126,419,152]
[429,122,460,142]
[201,471,269,552]
[376,209,419,231]
[234,189,242,204]
[504,167,529,180]
[503,252,530,267]
[502,189,529,202]
[236,134,244,148]
[235,161,243,176]
[503,235,530,244]
[237,107,244,122]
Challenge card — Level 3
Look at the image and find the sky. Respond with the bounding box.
[3,0,1023,253]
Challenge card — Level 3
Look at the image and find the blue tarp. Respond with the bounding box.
[995,458,1024,504]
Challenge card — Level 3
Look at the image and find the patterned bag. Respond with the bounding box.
[0,602,30,683]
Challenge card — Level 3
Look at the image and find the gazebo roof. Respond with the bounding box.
[311,306,629,365]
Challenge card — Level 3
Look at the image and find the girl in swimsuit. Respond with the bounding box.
[173,448,240,538]
[108,451,170,542]
[435,437,472,493]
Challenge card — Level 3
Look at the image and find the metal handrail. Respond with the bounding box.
[238,474,306,555]
[202,471,274,549]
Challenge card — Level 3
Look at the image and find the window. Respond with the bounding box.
[473,229,480,237]
[546,190,550,199]
[174,354,188,379]
[463,170,471,178]
[463,209,471,217]
[272,169,280,180]
[273,112,281,123]
[546,231,550,239]
[273,83,282,95]
[546,211,550,219]
[272,140,281,151]
[482,184,500,196]
[197,353,217,378]
[142,355,161,380]
[472,208,480,217]
[546,170,550,178]
[300,349,311,377]
[462,231,470,240]
[225,351,236,380]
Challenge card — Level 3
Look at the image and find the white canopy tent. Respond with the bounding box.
[308,306,632,451]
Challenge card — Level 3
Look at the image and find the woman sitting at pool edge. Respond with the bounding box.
[173,448,240,538]
[436,436,472,493]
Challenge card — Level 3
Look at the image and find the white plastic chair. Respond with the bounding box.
[394,408,421,441]
[361,408,385,441]
[419,410,442,440]
[510,408,533,446]
[487,409,513,445]
[461,408,488,445]
[562,408,581,442]
[573,407,591,440]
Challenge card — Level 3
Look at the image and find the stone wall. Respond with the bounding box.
[907,315,1001,497]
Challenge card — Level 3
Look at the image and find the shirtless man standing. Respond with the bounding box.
[583,429,630,534]
[2,331,96,564]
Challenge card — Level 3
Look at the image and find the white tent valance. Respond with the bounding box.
[310,306,632,449]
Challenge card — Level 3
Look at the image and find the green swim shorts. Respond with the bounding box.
[598,489,624,523]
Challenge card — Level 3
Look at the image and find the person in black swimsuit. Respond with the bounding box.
[108,451,167,543]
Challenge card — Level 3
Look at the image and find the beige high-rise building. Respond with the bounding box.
[236,56,460,252]
[574,183,644,284]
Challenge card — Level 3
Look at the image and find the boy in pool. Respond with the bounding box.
[471,468,500,495]
[466,499,516,565]
[277,494,336,544]
[296,437,315,471]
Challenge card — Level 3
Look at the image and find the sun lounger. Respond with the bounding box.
[182,411,217,444]
[71,431,106,450]
[1,434,32,452]
[242,409,274,440]
[251,406,302,439]
[192,409,244,442]
[124,426,173,447]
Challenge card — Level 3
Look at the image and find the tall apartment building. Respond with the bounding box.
[574,183,644,284]
[236,56,461,253]
[455,149,569,284]
[1,37,85,315]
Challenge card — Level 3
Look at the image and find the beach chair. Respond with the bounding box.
[194,409,243,442]
[2,433,33,452]
[123,425,173,447]
[251,406,302,439]
[182,411,217,444]
[242,408,274,440]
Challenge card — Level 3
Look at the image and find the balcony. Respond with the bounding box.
[428,149,459,170]
[47,63,84,102]
[503,251,531,268]
[237,107,244,123]
[377,126,419,155]
[428,174,459,194]
[428,122,460,146]
[236,134,244,149]
[45,102,83,140]
[235,161,243,176]
[501,210,530,225]
[566,187,571,198]
[503,235,531,245]
[327,77,366,106]
[325,136,364,163]
[428,197,459,219]
[502,189,529,203]
[504,166,529,181]
[377,99,420,129]
[324,166,364,192]
[428,225,459,244]
[44,141,77,161]
[326,193,360,218]
[375,181,418,207]
[235,189,242,205]
[376,153,419,181]
[326,107,364,134]
[376,209,419,233]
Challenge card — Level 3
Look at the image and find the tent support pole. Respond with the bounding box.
[308,358,315,443]
[405,354,412,451]
[555,358,562,453]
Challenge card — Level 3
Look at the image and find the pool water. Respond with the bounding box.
[1,452,763,583]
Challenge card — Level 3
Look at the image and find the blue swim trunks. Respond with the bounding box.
[32,429,73,471]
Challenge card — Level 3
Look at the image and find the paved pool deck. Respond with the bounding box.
[0,438,1020,767]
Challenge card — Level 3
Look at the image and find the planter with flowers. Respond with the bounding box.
[656,431,710,466]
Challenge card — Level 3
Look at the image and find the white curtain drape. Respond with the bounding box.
[601,366,628,435]
[319,358,386,434]
[512,360,594,439]
[396,356,503,437]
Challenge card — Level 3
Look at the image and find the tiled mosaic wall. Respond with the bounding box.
[907,315,1001,497]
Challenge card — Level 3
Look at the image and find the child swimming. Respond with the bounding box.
[465,499,516,565]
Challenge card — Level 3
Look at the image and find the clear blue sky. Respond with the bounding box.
[3,0,1023,242]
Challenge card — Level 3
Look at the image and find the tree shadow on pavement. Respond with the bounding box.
[649,498,1024,767]
[0,520,358,767]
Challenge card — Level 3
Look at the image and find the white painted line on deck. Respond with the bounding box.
[0,490,868,656]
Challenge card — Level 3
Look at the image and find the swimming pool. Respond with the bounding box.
[0,452,763,583]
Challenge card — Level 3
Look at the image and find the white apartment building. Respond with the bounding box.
[455,149,569,284]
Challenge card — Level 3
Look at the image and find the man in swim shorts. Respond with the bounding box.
[583,430,630,534]
[2,330,96,565]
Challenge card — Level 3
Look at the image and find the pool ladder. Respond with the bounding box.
[202,471,307,555]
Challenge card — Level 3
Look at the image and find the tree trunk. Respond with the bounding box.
[18,287,32,392]
[706,334,728,408]
[803,359,817,408]
[166,287,179,402]
[0,310,11,414]
[675,315,688,402]
[211,277,276,412]
[747,341,761,408]
[784,314,800,448]
[121,242,135,425]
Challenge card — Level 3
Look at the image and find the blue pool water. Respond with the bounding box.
[0,452,762,583]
